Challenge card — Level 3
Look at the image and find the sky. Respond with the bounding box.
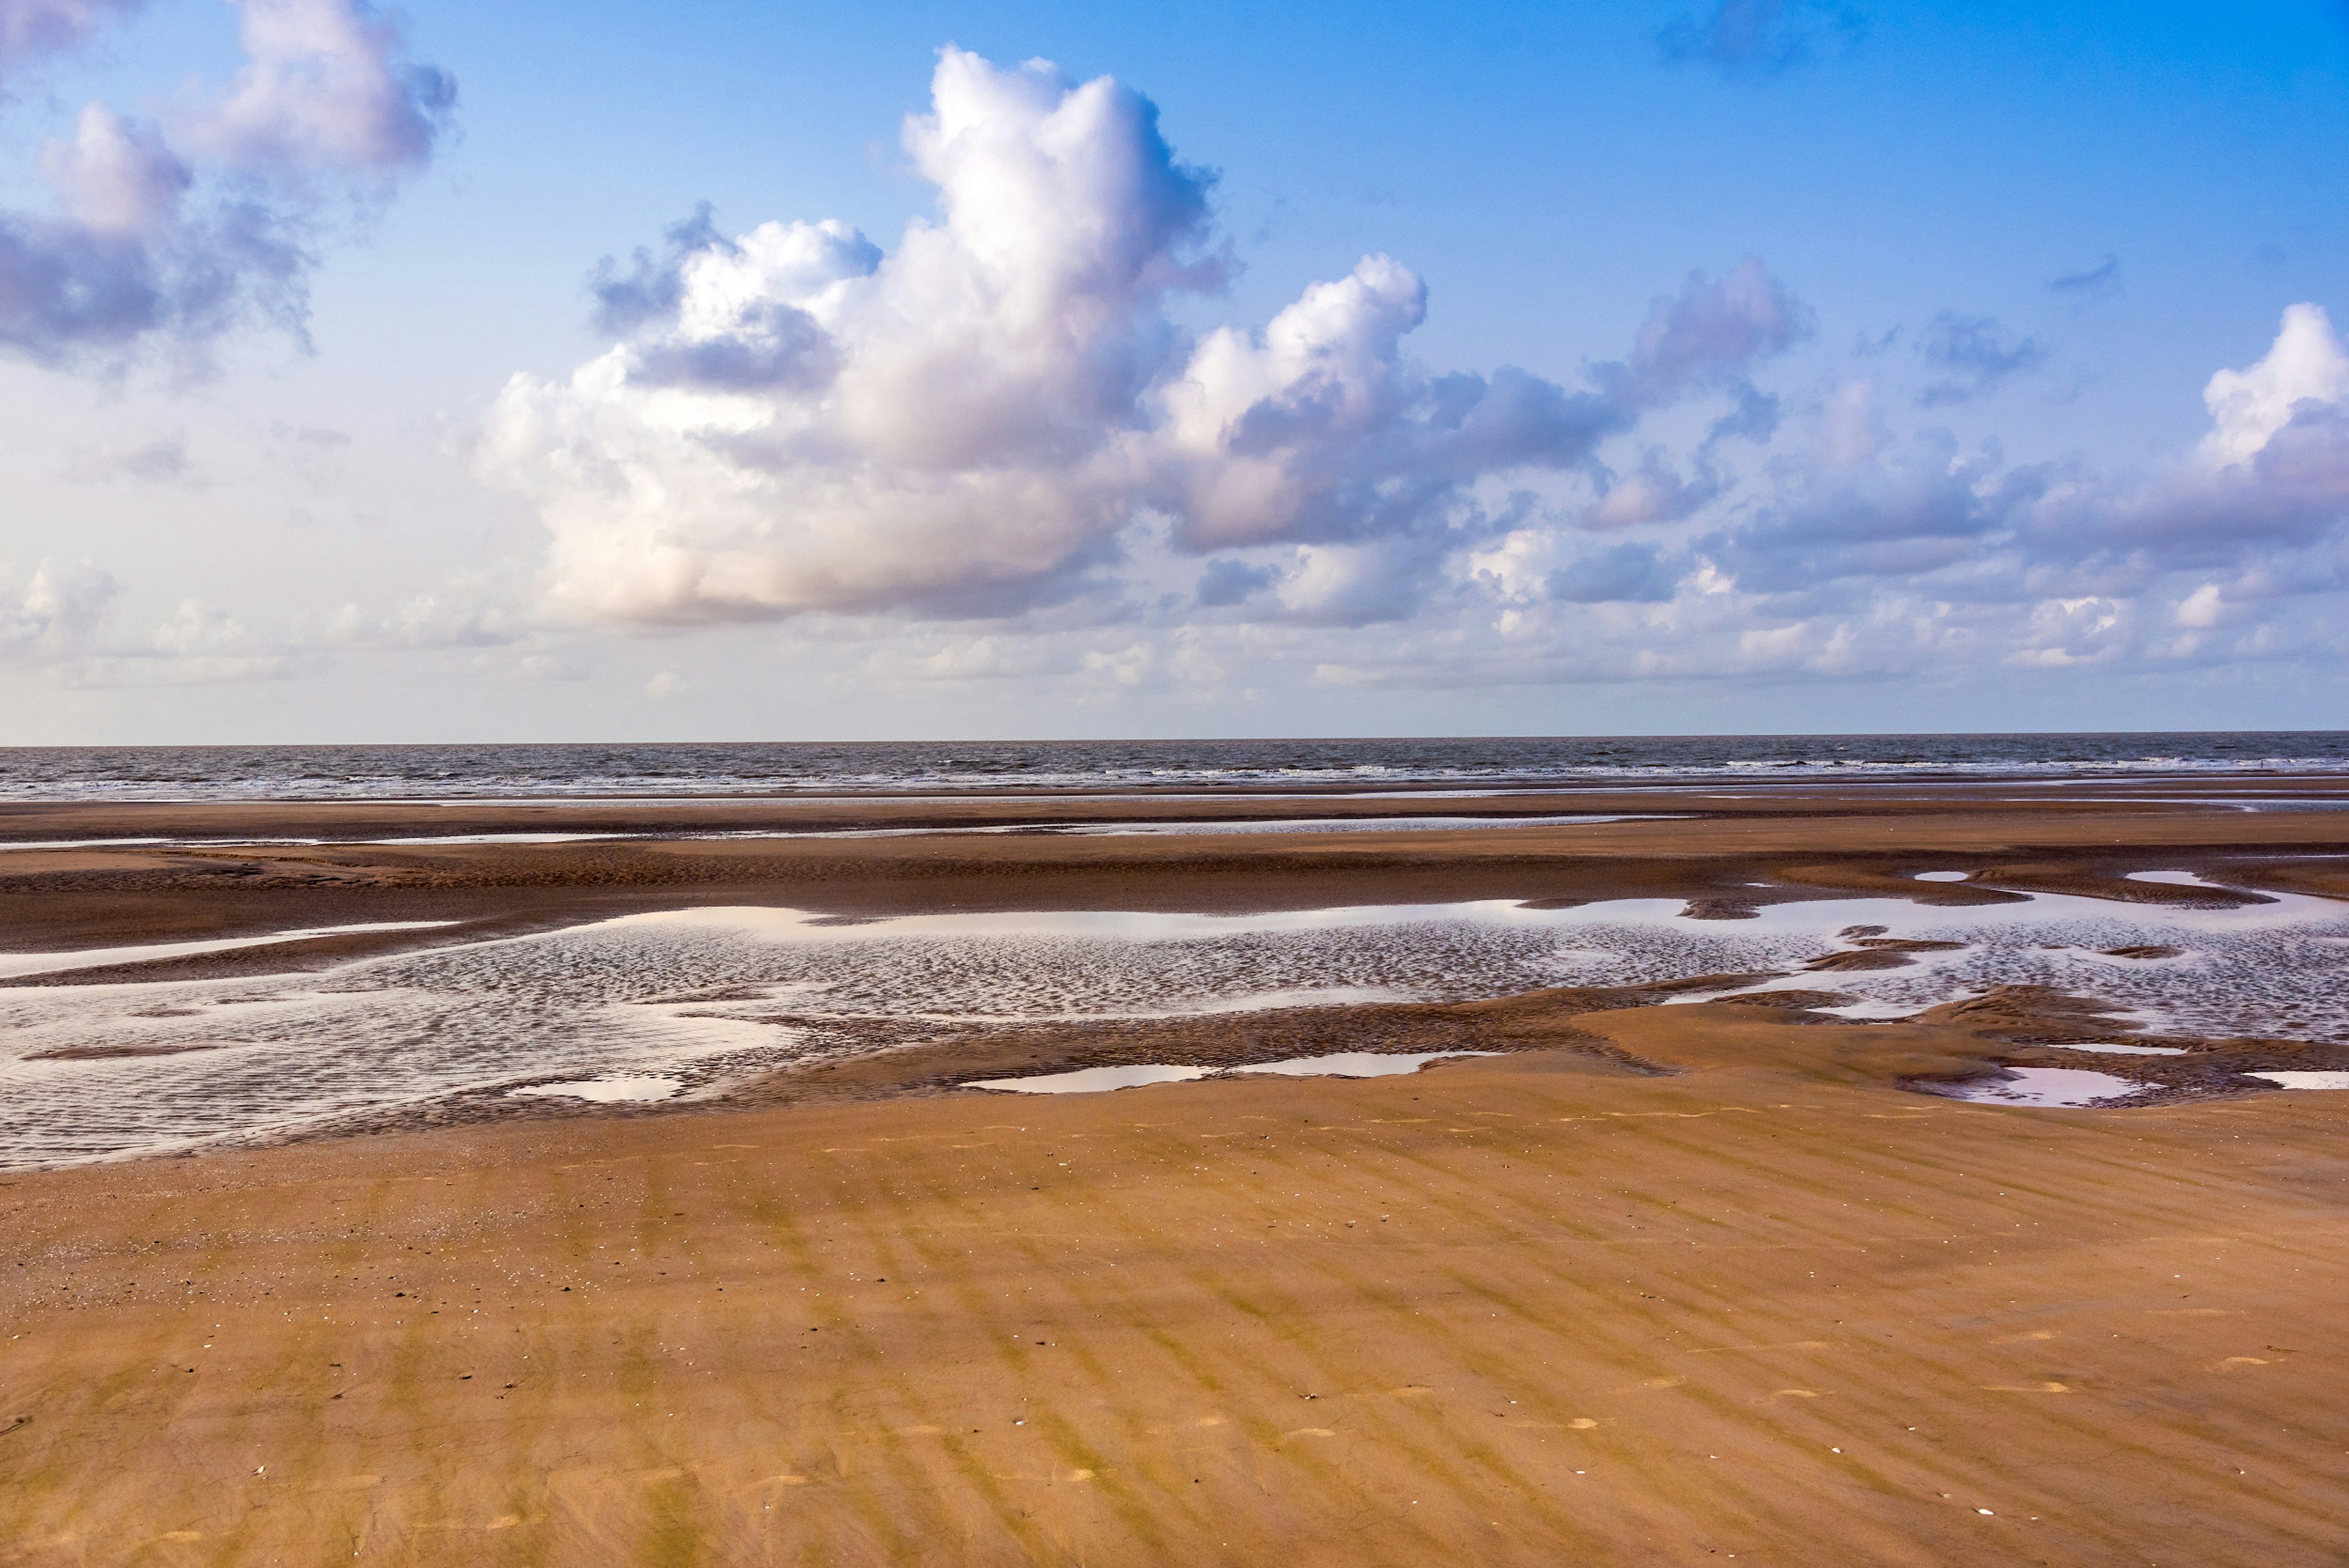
[1,0,2346,744]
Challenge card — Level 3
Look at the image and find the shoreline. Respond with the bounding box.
[7,785,2349,949]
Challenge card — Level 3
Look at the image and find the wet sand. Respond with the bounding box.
[3,785,2348,1563]
[5,782,2349,964]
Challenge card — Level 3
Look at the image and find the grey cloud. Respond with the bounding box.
[636,301,841,392]
[589,203,730,336]
[1697,307,2349,626]
[0,558,120,659]
[2023,404,2349,571]
[0,218,183,357]
[0,194,310,364]
[1616,257,1810,406]
[0,0,142,76]
[190,0,455,176]
[1658,0,1866,76]
[1194,557,1273,607]
[63,433,188,482]
[1582,448,1716,530]
[118,437,185,480]
[1702,380,1781,450]
[1188,366,1627,552]
[0,0,451,369]
[2049,254,2120,300]
[590,206,878,393]
[1162,259,1803,555]
[1266,534,1458,627]
[1704,433,2039,592]
[1917,311,2049,405]
[1548,541,1682,603]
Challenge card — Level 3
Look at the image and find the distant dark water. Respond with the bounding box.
[0,733,2343,802]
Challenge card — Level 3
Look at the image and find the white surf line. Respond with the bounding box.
[0,816,1679,852]
[0,832,628,851]
[0,922,461,982]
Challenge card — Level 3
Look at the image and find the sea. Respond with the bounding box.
[0,732,2343,801]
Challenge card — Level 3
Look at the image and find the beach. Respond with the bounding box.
[3,779,2348,1563]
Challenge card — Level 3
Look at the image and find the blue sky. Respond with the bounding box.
[2,0,2346,741]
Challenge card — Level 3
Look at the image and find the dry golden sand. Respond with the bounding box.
[4,1005,2348,1566]
[3,789,2348,1564]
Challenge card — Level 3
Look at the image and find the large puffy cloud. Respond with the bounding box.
[485,50,1215,621]
[484,48,1803,624]
[0,0,451,366]
[454,56,2349,700]
[1151,256,1619,552]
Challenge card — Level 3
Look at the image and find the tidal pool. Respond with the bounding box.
[1941,1068,2148,1107]
[1228,1050,1498,1078]
[2246,1071,2349,1090]
[971,1064,1212,1095]
[0,922,458,982]
[2,875,2342,1166]
[510,1074,683,1103]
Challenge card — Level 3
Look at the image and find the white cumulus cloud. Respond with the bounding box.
[484,48,1802,627]
[2200,302,2349,468]
[0,560,121,659]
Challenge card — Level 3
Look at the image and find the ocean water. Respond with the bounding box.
[0,733,2343,801]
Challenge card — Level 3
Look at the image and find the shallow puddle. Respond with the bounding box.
[2246,1071,2349,1090]
[1228,1050,1498,1078]
[509,1074,682,1102]
[1058,814,1677,837]
[969,1049,1496,1095]
[0,922,458,982]
[1942,1067,2148,1107]
[969,1064,1212,1094]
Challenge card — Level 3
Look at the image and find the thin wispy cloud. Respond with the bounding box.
[2049,254,2121,299]
[1915,311,2049,406]
[1658,0,1866,76]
